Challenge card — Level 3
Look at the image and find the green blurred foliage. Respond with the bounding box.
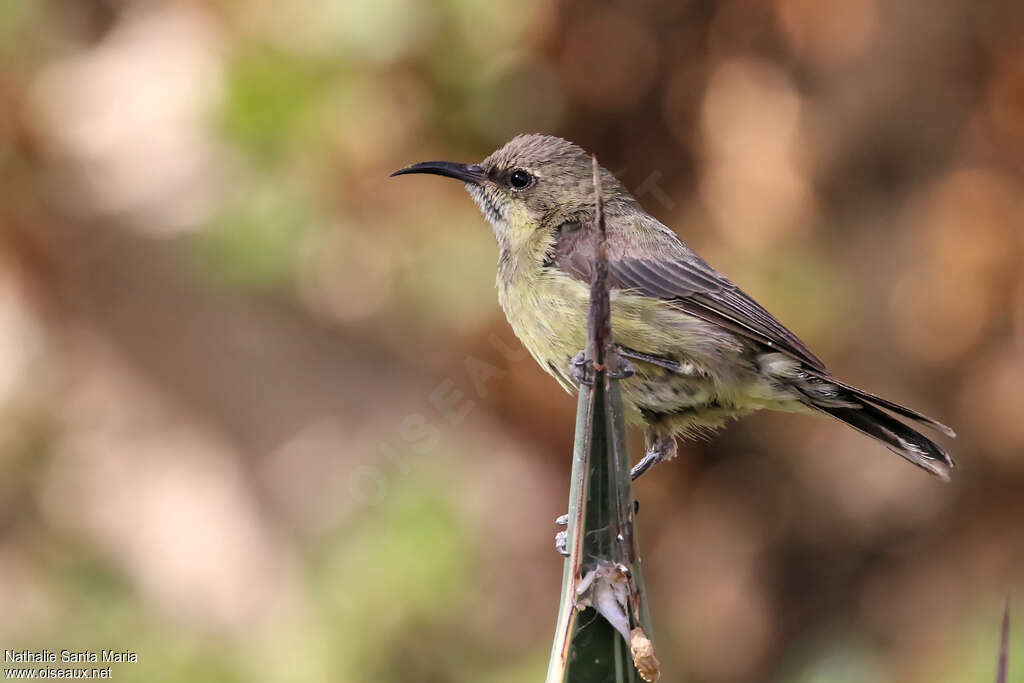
[221,46,330,163]
[29,551,243,683]
[197,181,312,289]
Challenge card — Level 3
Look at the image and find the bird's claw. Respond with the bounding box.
[570,351,594,386]
[569,351,636,385]
[555,513,569,556]
[555,530,568,556]
[608,357,636,380]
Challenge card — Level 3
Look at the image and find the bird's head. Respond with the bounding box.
[392,134,634,249]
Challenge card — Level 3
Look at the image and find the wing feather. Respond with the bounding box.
[551,215,827,371]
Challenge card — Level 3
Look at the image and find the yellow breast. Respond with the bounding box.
[498,267,589,390]
[495,252,769,417]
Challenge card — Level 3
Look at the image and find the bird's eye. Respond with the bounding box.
[509,169,533,190]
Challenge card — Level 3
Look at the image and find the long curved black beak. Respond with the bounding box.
[391,161,486,185]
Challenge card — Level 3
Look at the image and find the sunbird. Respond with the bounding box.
[393,134,955,480]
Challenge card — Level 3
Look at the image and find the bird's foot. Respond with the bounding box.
[608,357,637,380]
[631,432,678,481]
[569,351,594,386]
[569,350,636,386]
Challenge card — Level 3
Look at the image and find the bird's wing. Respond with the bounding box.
[551,214,827,372]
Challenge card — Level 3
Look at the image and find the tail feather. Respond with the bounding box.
[811,400,955,481]
[802,369,956,438]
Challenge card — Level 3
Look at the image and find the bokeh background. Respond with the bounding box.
[1,0,1023,681]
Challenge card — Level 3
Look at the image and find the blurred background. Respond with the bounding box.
[1,0,1022,681]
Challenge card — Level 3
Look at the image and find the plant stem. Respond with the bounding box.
[546,157,660,683]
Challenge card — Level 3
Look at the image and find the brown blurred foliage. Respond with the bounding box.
[0,0,1022,681]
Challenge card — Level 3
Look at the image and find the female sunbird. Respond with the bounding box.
[393,134,955,480]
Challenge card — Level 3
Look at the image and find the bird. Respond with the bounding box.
[392,134,955,481]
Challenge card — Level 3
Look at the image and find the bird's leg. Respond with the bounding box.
[631,426,678,481]
[617,346,679,373]
[617,346,706,377]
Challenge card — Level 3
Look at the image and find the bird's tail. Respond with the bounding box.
[797,372,956,480]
